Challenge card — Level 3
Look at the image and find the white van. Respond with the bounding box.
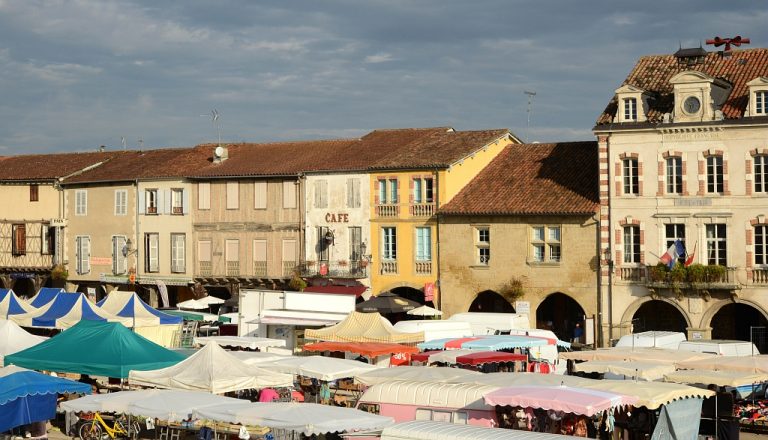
[447,313,530,335]
[677,339,759,356]
[393,320,473,342]
[615,331,686,349]
[505,328,566,374]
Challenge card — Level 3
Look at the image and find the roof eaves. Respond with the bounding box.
[446,131,512,169]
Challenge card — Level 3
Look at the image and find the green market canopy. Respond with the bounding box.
[4,320,185,378]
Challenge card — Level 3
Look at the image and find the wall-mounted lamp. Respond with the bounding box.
[324,230,335,245]
[122,239,138,257]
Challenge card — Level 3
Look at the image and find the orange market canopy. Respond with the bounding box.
[303,341,419,358]
[304,311,423,343]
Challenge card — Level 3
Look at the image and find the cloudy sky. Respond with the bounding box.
[0,1,766,154]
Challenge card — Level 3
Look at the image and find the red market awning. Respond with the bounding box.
[444,337,482,349]
[303,341,419,358]
[411,350,443,363]
[303,285,368,297]
[455,351,528,366]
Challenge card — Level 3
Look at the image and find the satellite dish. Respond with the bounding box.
[214,146,224,158]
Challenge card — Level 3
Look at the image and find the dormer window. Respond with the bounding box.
[757,91,767,115]
[624,98,637,121]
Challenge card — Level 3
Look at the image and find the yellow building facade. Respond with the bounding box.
[369,132,517,304]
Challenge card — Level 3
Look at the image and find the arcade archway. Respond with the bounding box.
[536,292,586,342]
[711,303,768,353]
[632,300,688,334]
[12,278,36,299]
[468,290,515,313]
[390,286,431,307]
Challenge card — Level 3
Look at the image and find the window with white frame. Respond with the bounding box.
[198,182,211,210]
[531,225,561,263]
[623,225,641,264]
[314,180,328,209]
[76,236,90,275]
[706,224,727,266]
[114,190,128,216]
[413,178,434,204]
[382,227,397,260]
[112,236,127,275]
[75,190,87,216]
[171,189,184,215]
[666,157,683,194]
[226,182,239,210]
[41,226,54,255]
[145,233,159,273]
[145,189,159,214]
[476,226,490,265]
[171,233,185,273]
[624,98,637,121]
[757,91,767,115]
[346,178,361,208]
[664,224,686,249]
[755,155,768,193]
[622,158,639,195]
[706,156,724,193]
[378,179,399,204]
[756,225,768,265]
[415,227,432,261]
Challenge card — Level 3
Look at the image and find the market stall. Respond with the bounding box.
[0,365,90,432]
[5,320,185,378]
[128,342,293,393]
[97,290,182,347]
[484,385,637,417]
[12,292,132,329]
[26,287,64,309]
[262,355,378,381]
[572,360,676,381]
[355,366,482,386]
[193,335,286,350]
[303,341,420,366]
[560,346,716,364]
[676,354,768,374]
[304,311,424,344]
[0,319,46,366]
[418,334,568,351]
[0,288,36,319]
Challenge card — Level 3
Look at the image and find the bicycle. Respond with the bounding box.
[78,412,141,440]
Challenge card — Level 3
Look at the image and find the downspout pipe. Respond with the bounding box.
[434,170,441,312]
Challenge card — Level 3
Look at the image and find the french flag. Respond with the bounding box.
[660,240,686,269]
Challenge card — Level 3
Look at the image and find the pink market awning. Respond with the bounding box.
[483,385,638,417]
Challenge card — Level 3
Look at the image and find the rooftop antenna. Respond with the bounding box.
[138,138,144,150]
[524,90,537,143]
[201,109,223,147]
[121,136,126,151]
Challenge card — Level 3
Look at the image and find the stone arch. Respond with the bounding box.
[701,299,768,351]
[620,296,691,333]
[12,278,36,299]
[390,286,432,307]
[468,290,515,313]
[535,292,587,342]
[699,297,768,330]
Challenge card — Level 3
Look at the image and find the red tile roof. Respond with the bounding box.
[596,48,768,125]
[190,127,511,177]
[61,147,213,184]
[440,142,599,216]
[0,151,126,181]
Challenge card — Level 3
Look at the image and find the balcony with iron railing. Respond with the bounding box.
[282,261,297,278]
[374,202,436,219]
[226,261,240,277]
[617,264,739,291]
[198,261,212,276]
[254,260,267,277]
[300,260,368,279]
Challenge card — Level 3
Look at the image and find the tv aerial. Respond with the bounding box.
[524,90,536,143]
[201,109,223,147]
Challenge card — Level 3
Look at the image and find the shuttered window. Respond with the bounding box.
[314,180,328,208]
[226,182,239,210]
[115,190,128,215]
[112,236,127,275]
[12,224,26,256]
[283,181,297,208]
[226,240,239,262]
[171,234,185,273]
[254,182,267,209]
[198,240,212,262]
[198,182,211,210]
[76,236,90,274]
[347,178,361,208]
[145,233,159,273]
[75,190,87,215]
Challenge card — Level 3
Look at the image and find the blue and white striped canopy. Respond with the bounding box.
[12,292,131,329]
[0,289,36,319]
[97,291,182,326]
[27,288,64,309]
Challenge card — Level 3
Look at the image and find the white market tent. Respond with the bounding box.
[380,421,582,440]
[177,297,226,309]
[461,372,597,388]
[356,365,482,386]
[588,379,715,410]
[196,401,394,436]
[194,336,286,350]
[228,351,291,365]
[97,291,182,347]
[406,305,443,317]
[664,369,768,387]
[572,360,676,381]
[60,389,244,422]
[560,347,716,364]
[0,289,36,319]
[128,342,292,393]
[0,319,47,365]
[676,355,768,374]
[262,355,380,381]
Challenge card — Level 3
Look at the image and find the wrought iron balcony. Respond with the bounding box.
[300,260,368,279]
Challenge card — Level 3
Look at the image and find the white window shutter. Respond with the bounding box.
[138,191,145,214]
[164,189,171,214]
[182,189,190,215]
[84,237,91,274]
[112,237,118,274]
